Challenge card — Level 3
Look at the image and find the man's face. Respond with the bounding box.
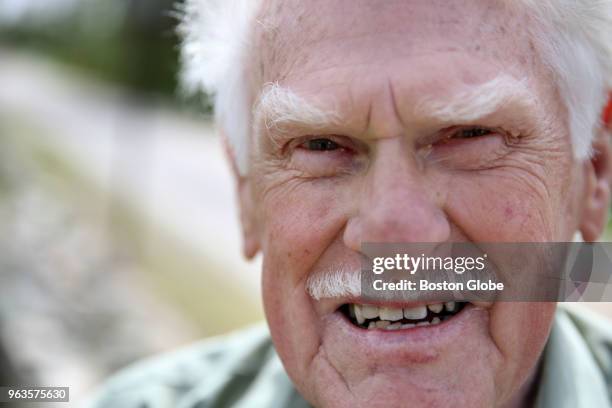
[241,0,590,407]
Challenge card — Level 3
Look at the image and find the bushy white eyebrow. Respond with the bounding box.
[413,75,541,124]
[253,82,340,132]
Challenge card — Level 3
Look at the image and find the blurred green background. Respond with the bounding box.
[0,0,262,404]
[2,0,191,100]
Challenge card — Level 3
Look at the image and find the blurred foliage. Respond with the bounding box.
[0,0,210,109]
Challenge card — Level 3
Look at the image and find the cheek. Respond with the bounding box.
[258,180,348,379]
[445,172,557,241]
[259,181,345,280]
[489,303,556,399]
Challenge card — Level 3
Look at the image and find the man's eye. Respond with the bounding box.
[301,138,340,151]
[454,128,493,139]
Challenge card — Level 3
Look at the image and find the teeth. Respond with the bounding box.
[404,305,427,320]
[427,303,443,313]
[379,307,403,321]
[353,304,366,324]
[362,305,379,319]
[350,302,463,329]
[349,305,356,319]
[375,320,391,329]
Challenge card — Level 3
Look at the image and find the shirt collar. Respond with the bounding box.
[535,307,611,408]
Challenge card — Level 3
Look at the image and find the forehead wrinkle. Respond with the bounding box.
[413,74,543,125]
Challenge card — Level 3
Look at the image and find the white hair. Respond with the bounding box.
[178,0,612,173]
[306,265,361,301]
[514,0,612,158]
[414,75,539,124]
[251,82,340,146]
[177,0,261,173]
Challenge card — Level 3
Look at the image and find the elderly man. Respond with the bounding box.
[91,0,612,407]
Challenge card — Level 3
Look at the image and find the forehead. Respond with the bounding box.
[255,0,549,103]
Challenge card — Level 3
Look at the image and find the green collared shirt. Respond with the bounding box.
[535,305,612,408]
[88,305,611,408]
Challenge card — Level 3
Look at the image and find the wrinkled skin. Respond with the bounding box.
[231,1,612,407]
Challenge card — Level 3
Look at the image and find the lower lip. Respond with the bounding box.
[322,304,488,364]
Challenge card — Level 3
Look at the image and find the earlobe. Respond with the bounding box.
[603,92,612,129]
[580,172,610,242]
[220,134,261,259]
[239,178,261,259]
[579,114,612,241]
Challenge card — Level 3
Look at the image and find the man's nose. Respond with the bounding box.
[343,138,450,251]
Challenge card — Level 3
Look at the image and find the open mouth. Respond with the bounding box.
[341,301,468,330]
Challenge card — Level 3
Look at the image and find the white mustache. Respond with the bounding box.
[306,266,361,300]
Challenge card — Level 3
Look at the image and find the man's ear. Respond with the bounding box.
[222,134,260,259]
[580,95,612,241]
